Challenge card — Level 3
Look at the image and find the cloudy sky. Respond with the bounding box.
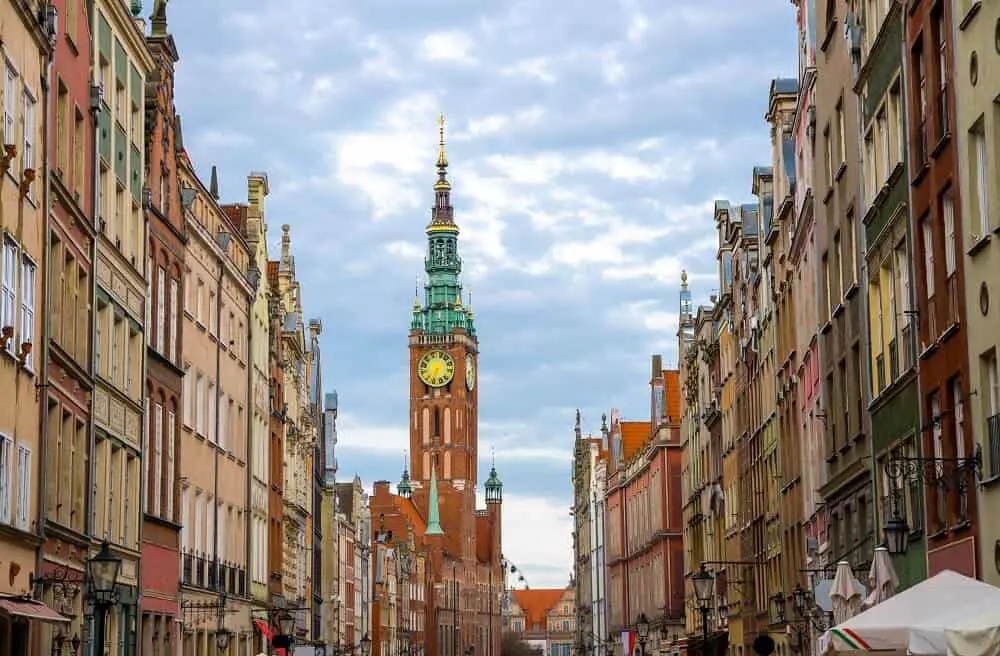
[167,0,796,589]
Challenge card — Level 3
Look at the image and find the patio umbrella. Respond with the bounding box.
[830,560,862,625]
[862,546,899,610]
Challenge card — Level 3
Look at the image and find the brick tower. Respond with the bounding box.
[370,115,503,656]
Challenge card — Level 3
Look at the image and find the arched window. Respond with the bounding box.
[433,408,441,436]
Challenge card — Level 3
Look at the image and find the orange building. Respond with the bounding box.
[369,116,503,656]
[605,360,685,655]
[508,586,575,655]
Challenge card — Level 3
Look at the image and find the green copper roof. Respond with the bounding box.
[485,464,502,504]
[426,465,444,535]
[130,0,142,16]
[398,467,413,499]
[410,115,476,337]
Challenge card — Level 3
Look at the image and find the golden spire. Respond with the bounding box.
[437,113,448,169]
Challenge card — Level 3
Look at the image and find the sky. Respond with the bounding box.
[166,0,797,589]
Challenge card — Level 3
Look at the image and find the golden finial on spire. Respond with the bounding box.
[437,112,448,169]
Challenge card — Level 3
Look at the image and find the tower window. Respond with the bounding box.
[433,408,441,436]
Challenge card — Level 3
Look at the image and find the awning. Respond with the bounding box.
[0,597,70,624]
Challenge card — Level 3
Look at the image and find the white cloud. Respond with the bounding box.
[500,57,557,84]
[194,128,254,150]
[384,241,425,260]
[337,413,569,464]
[496,494,573,588]
[607,299,680,334]
[419,31,476,64]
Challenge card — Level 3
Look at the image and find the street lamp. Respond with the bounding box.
[691,566,714,656]
[215,627,232,652]
[635,614,649,656]
[792,583,809,617]
[883,515,909,555]
[360,633,371,656]
[86,541,122,656]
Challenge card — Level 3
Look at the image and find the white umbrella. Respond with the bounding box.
[861,546,899,610]
[830,560,862,625]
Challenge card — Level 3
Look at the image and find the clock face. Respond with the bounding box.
[465,355,476,391]
[418,350,455,387]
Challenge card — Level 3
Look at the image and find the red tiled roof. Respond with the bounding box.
[512,588,565,629]
[621,421,651,460]
[392,496,427,535]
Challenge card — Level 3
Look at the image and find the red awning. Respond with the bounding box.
[0,597,70,624]
[253,619,273,640]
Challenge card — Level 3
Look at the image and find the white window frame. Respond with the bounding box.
[156,267,165,353]
[922,219,935,298]
[0,434,11,524]
[974,126,988,235]
[22,90,36,175]
[20,254,36,368]
[166,410,175,519]
[15,443,30,530]
[142,397,150,513]
[153,402,163,516]
[4,64,16,149]
[168,278,178,363]
[943,192,956,276]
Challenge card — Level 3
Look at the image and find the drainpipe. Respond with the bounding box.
[34,4,57,602]
[245,274,254,610]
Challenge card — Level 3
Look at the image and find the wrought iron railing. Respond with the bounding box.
[987,413,1000,478]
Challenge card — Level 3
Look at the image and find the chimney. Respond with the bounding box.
[651,354,663,379]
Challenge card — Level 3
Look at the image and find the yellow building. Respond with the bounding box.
[177,160,253,650]
[273,225,315,637]
[952,0,1000,588]
[89,1,154,650]
[0,0,60,650]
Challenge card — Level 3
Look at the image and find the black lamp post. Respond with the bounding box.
[691,566,714,656]
[86,541,122,656]
[883,515,909,555]
[635,614,649,656]
[273,610,296,651]
[215,627,232,652]
[360,632,371,656]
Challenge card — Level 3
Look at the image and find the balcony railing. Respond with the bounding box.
[180,548,247,596]
[888,338,899,382]
[988,413,1000,478]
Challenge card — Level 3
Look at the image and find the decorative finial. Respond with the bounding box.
[574,409,582,439]
[681,269,688,289]
[491,446,496,467]
[130,0,142,16]
[151,0,168,34]
[437,113,448,169]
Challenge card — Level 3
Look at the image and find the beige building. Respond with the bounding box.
[0,0,56,649]
[229,171,272,634]
[273,225,315,636]
[178,161,253,651]
[90,0,154,650]
[952,0,1000,588]
[508,586,576,655]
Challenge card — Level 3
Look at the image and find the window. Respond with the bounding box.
[952,377,965,460]
[4,66,16,147]
[877,110,889,183]
[22,92,36,174]
[1,238,17,348]
[921,218,934,298]
[169,278,178,363]
[837,100,846,167]
[182,365,192,426]
[936,10,948,138]
[208,382,217,443]
[15,444,29,530]
[915,43,927,163]
[942,191,956,277]
[891,83,904,165]
[153,402,163,516]
[196,374,206,436]
[219,394,228,451]
[142,397,149,512]
[166,410,175,518]
[972,123,988,235]
[865,130,877,201]
[156,267,165,353]
[0,434,11,524]
[20,256,35,367]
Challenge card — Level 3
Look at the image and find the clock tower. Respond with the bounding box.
[408,114,479,532]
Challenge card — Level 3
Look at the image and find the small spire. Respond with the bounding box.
[437,113,448,170]
[281,224,291,266]
[454,294,463,308]
[574,409,582,439]
[425,464,444,535]
[681,269,688,290]
[398,451,413,499]
[210,165,220,200]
